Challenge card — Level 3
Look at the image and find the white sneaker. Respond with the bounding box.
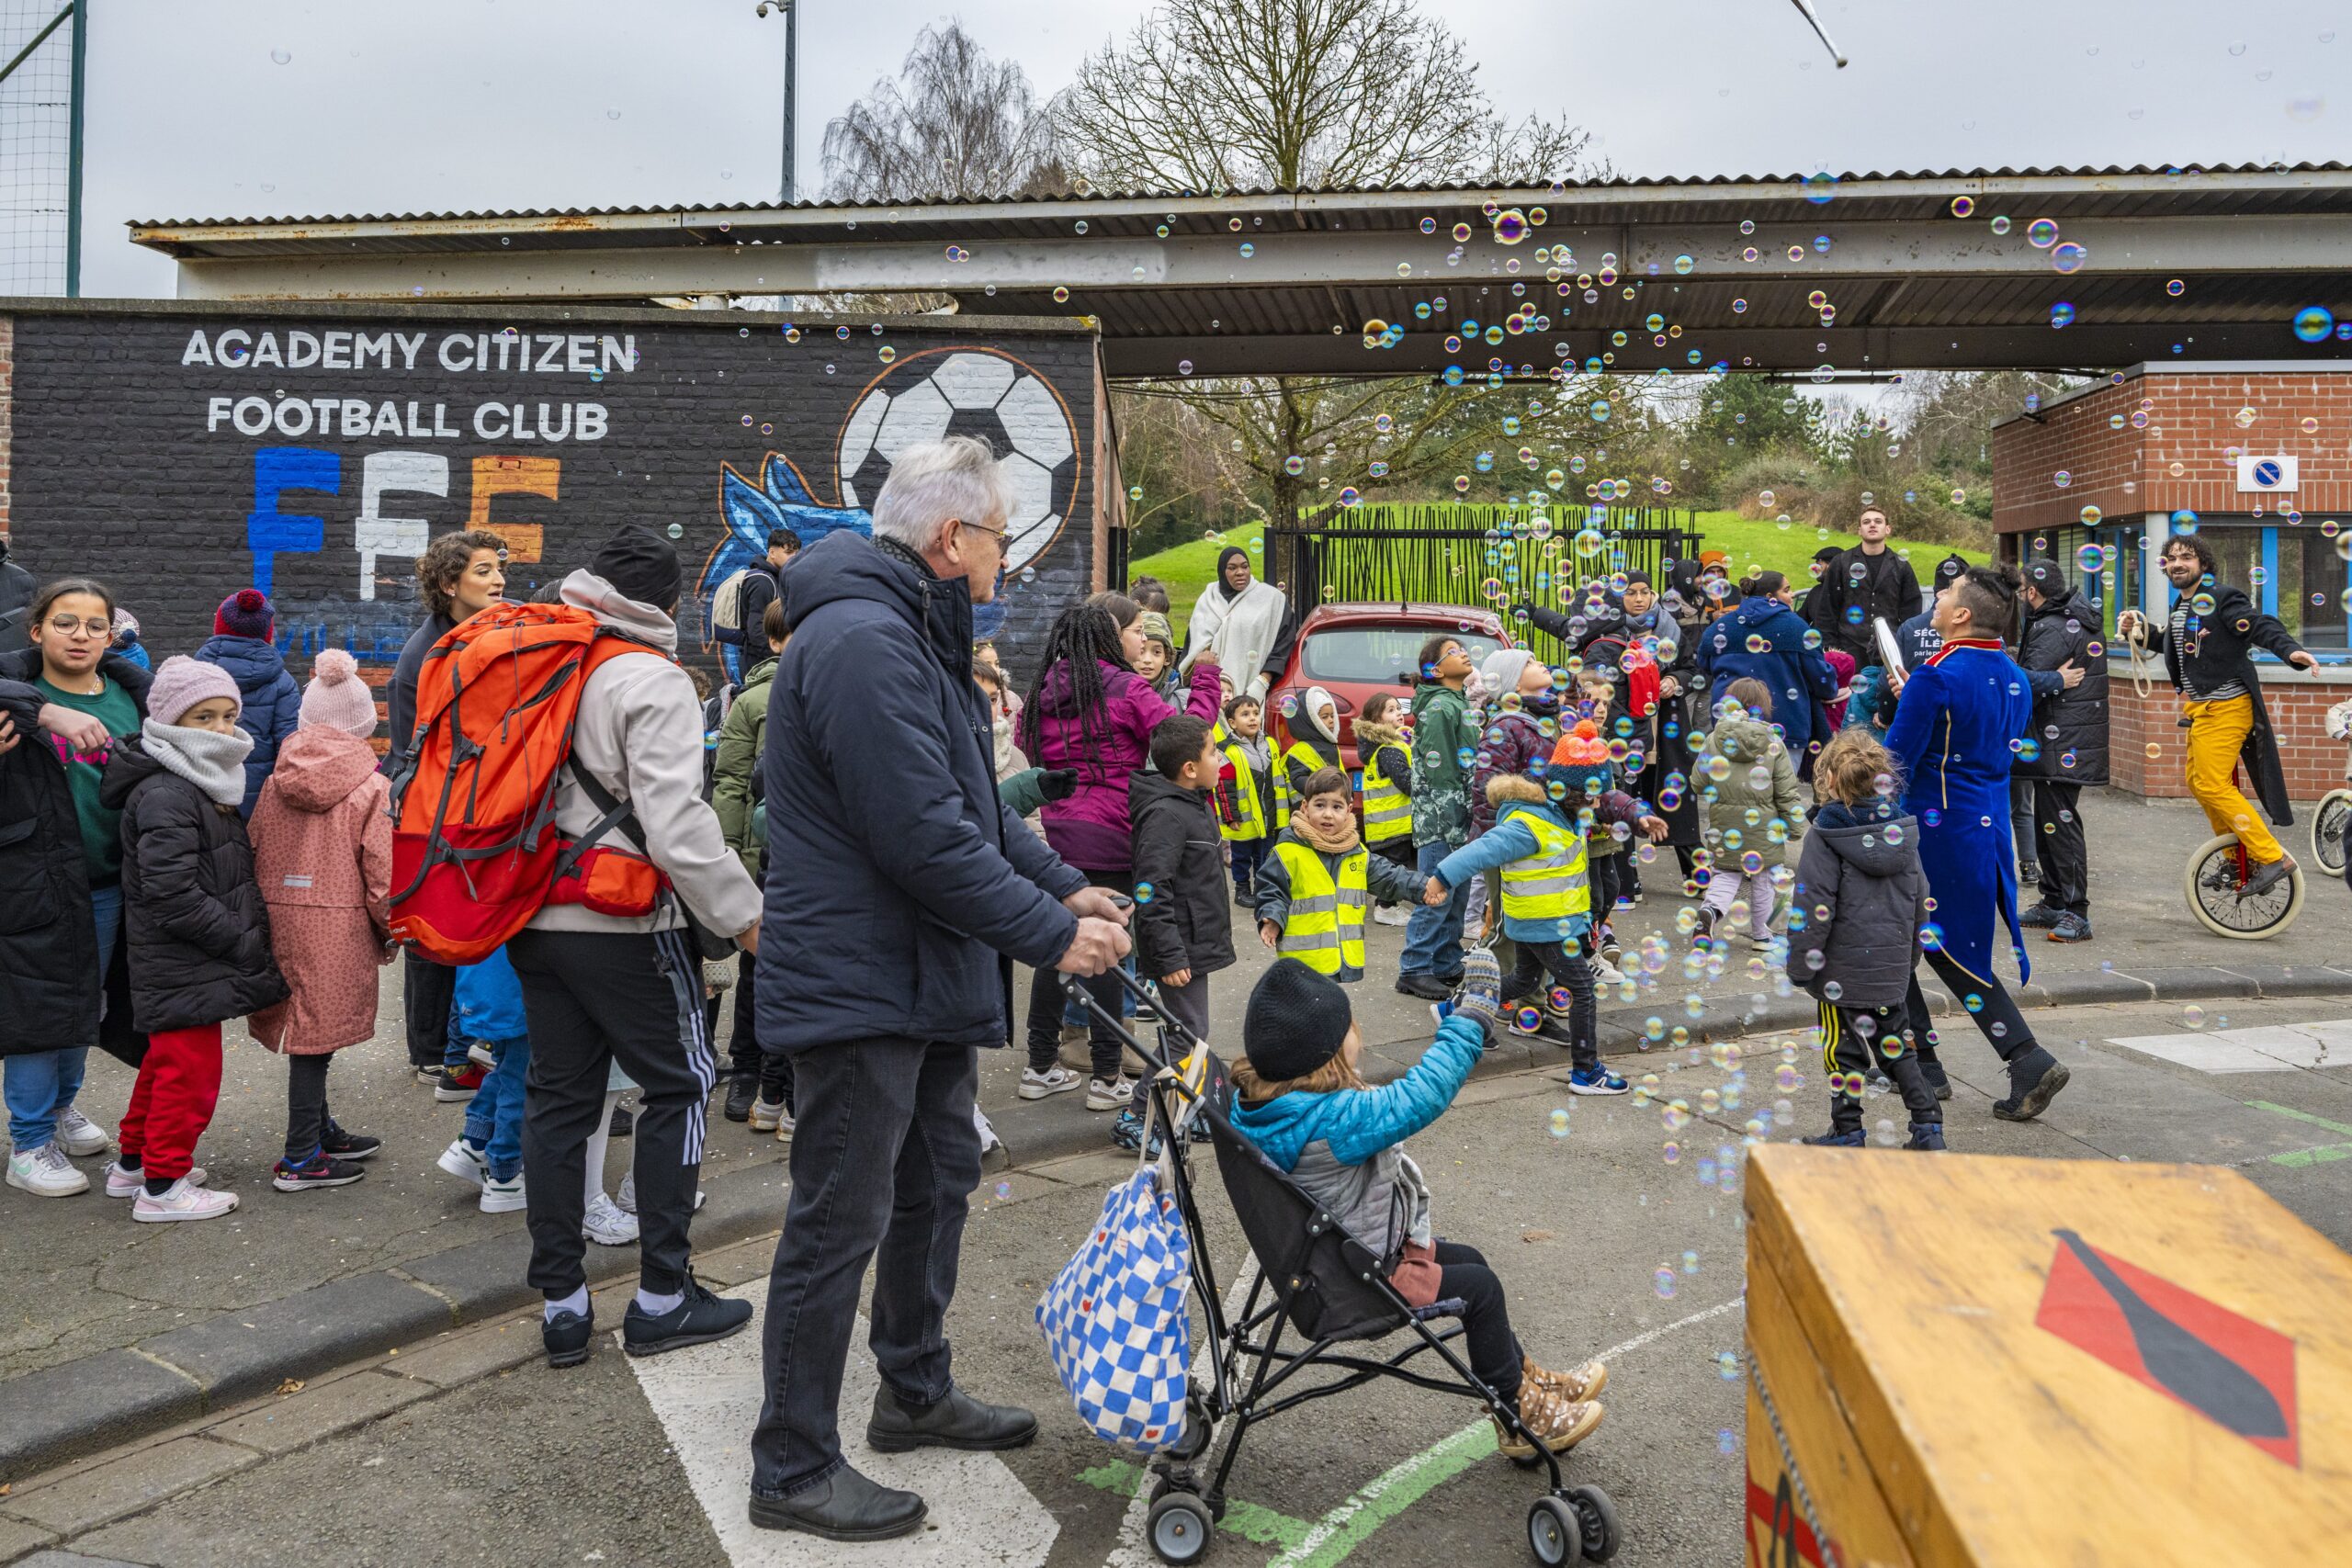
[7,1142,90,1197]
[1087,1076,1136,1111]
[582,1192,639,1246]
[479,1172,526,1213]
[1019,1066,1082,1100]
[105,1161,208,1198]
[132,1178,238,1222]
[774,1111,795,1144]
[435,1138,489,1189]
[1372,905,1412,926]
[616,1168,635,1214]
[749,1095,786,1133]
[54,1105,111,1157]
[1589,957,1627,985]
[974,1105,1001,1156]
[466,1041,497,1069]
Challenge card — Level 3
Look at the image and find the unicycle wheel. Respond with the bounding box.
[2312,789,2351,878]
[2185,834,2305,940]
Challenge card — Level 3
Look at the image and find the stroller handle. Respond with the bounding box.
[1057,969,1204,1088]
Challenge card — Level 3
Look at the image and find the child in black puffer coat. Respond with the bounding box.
[100,657,288,1222]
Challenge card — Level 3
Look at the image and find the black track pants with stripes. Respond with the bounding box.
[1818,997,1940,1134]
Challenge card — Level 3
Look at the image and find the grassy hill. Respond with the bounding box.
[1126,512,1985,629]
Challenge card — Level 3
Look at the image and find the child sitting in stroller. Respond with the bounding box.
[1227,953,1610,1460]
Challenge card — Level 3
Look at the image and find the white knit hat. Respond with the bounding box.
[299,649,379,738]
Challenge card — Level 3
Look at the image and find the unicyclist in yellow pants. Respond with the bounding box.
[2183,695,2284,864]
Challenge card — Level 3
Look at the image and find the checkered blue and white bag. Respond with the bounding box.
[1036,1163,1193,1454]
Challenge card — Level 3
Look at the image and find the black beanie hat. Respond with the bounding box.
[1243,959,1355,1082]
[1935,552,1971,588]
[591,525,681,610]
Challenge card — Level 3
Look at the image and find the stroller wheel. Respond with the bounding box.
[1527,1495,1584,1565]
[1168,1395,1214,1461]
[1148,1491,1215,1564]
[1568,1485,1622,1561]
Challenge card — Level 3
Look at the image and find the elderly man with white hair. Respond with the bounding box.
[746,436,1131,1541]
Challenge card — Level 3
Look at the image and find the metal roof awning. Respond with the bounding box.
[127,164,2352,378]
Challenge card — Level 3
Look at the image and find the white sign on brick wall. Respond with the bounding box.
[2238,454,2300,492]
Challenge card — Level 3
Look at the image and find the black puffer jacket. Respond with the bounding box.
[1787,801,1931,1010]
[0,649,152,1062]
[0,539,33,650]
[2016,585,2109,786]
[102,739,289,1033]
[1128,771,1238,982]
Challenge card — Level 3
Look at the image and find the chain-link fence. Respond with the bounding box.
[1,1,76,296]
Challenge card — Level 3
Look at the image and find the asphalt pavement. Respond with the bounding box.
[8,988,2352,1567]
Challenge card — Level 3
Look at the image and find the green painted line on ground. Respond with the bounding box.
[1079,1460,1315,1551]
[2268,1143,2352,1168]
[2246,1100,2352,1140]
[1266,1419,1498,1568]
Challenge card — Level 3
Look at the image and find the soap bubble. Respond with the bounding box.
[1549,1108,1571,1138]
[1135,881,1156,904]
[1653,1266,1679,1298]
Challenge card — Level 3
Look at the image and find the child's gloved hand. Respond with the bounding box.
[1447,948,1504,1027]
[1039,768,1080,801]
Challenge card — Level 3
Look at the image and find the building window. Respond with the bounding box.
[2167,518,2350,660]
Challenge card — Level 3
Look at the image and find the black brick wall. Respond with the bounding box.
[1,307,1100,690]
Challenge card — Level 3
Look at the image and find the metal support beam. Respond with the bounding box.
[64,0,84,297]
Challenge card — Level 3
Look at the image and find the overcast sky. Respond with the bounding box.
[55,0,2349,298]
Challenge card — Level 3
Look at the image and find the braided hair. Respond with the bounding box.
[1020,598,1136,774]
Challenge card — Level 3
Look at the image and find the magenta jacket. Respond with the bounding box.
[1031,658,1222,872]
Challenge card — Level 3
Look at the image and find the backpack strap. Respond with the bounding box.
[548,761,641,888]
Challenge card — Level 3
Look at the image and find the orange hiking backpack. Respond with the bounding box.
[388,602,669,964]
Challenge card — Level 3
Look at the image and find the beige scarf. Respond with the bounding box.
[1290,808,1362,858]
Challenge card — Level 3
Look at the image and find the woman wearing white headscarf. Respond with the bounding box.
[1182,547,1296,703]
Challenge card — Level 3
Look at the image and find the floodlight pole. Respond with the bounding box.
[65,0,86,296]
[757,0,797,203]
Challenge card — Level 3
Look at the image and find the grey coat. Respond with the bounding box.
[1786,803,1930,1009]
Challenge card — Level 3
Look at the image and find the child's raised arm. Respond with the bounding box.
[1318,1014,1487,1167]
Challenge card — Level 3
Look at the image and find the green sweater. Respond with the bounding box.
[712,655,775,881]
[37,674,141,886]
[1408,682,1475,851]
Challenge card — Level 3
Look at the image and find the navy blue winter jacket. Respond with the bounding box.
[754,533,1089,1053]
[192,634,300,818]
[1695,598,1838,760]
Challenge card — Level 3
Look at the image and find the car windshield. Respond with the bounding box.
[1301,626,1504,683]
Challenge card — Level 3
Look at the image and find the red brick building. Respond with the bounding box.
[1992,363,2352,802]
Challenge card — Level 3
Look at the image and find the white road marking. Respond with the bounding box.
[1102,1258,1259,1568]
[628,1287,1058,1567]
[2106,1019,2352,1074]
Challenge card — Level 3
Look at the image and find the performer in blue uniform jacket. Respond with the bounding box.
[1883,566,2071,1122]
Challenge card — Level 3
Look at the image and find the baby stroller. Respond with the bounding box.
[1058,971,1622,1566]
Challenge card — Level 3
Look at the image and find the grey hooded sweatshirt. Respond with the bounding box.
[1786,801,1931,1010]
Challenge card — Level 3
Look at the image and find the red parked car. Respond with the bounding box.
[1266,603,1513,772]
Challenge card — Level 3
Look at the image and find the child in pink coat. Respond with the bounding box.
[246,649,394,1192]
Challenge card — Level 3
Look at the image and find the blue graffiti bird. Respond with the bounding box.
[701,450,1011,652]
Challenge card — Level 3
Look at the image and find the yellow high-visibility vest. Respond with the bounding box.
[1273,839,1369,977]
[1272,740,1326,829]
[1217,739,1269,842]
[1361,738,1414,845]
[1497,803,1589,930]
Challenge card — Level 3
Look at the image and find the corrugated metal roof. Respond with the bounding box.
[129,160,2352,238]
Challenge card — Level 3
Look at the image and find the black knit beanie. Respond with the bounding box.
[1244,959,1355,1082]
[591,525,681,611]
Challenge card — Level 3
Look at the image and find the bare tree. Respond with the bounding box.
[822,20,1063,202]
[1062,0,1605,530]
[1056,0,1589,190]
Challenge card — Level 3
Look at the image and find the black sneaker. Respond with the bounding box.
[2018,862,2041,886]
[608,1103,635,1139]
[1395,972,1453,1002]
[543,1306,594,1369]
[2048,912,2093,943]
[2242,856,2297,901]
[1919,1056,1953,1101]
[623,1277,753,1358]
[320,1123,381,1161]
[272,1153,366,1192]
[724,1075,756,1123]
[1905,1122,1947,1151]
[1803,1128,1866,1147]
[2017,902,2064,930]
[1232,885,1256,909]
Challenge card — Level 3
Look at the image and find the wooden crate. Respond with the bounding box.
[1743,1145,2352,1567]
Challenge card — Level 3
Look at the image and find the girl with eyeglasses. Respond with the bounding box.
[0,578,153,1198]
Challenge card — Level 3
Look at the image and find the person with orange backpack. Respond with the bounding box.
[390,525,762,1369]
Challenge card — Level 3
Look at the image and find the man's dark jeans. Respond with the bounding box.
[749,1037,981,1500]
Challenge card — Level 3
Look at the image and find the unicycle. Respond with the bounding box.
[2185,833,2306,939]
[2312,787,2351,879]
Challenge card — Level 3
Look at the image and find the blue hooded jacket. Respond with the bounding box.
[192,633,300,818]
[454,947,527,1043]
[755,532,1090,1053]
[1695,597,1838,760]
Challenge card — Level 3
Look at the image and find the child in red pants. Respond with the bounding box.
[102,657,288,1221]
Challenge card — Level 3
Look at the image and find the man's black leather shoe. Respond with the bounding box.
[866,1382,1038,1452]
[748,1466,926,1541]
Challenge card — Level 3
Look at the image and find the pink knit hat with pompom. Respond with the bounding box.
[300,649,379,738]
